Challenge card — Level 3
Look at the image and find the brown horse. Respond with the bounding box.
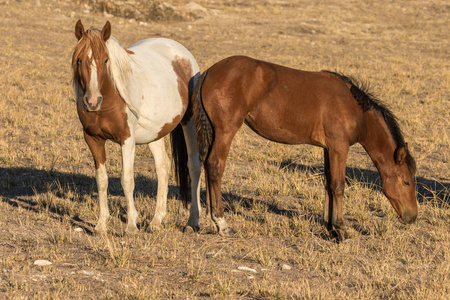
[190,55,417,238]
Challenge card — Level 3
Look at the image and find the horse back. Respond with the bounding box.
[202,56,364,147]
[128,38,200,143]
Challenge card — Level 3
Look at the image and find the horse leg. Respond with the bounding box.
[205,132,236,236]
[323,149,332,230]
[181,118,202,232]
[121,136,139,234]
[84,132,109,233]
[147,138,170,231]
[326,145,350,240]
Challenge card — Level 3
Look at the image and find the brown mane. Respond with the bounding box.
[325,71,417,175]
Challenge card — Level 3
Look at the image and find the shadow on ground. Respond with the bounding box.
[0,167,182,235]
[1,164,448,236]
[278,158,449,205]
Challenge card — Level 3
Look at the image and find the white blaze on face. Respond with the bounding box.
[87,49,102,107]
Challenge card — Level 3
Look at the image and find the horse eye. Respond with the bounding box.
[105,58,109,64]
[403,181,410,186]
[77,58,81,65]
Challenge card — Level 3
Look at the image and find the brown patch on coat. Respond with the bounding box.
[172,55,194,125]
[154,113,184,141]
[153,56,194,140]
[77,74,131,146]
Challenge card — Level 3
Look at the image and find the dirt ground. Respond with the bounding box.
[0,0,449,299]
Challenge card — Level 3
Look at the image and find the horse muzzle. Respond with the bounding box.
[83,95,103,112]
[400,209,417,224]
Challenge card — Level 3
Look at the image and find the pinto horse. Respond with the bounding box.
[72,20,202,234]
[191,55,418,238]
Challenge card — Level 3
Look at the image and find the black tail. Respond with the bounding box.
[192,71,213,163]
[170,124,191,207]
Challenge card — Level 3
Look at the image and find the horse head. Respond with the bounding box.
[382,144,418,224]
[72,20,111,112]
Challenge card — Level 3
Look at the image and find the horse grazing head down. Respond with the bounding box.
[72,20,111,112]
[382,143,418,224]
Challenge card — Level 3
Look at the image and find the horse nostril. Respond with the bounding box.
[97,96,103,104]
[402,211,417,224]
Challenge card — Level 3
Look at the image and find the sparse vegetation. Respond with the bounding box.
[0,0,449,298]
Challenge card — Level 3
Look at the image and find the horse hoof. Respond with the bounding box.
[148,222,164,232]
[218,228,234,237]
[125,226,139,235]
[183,225,200,234]
[331,228,351,241]
[94,225,108,235]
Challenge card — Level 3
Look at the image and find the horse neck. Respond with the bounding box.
[359,110,398,178]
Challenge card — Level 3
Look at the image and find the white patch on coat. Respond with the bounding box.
[88,58,101,107]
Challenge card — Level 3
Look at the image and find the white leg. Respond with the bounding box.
[121,136,139,233]
[182,118,202,231]
[95,163,109,232]
[148,138,170,230]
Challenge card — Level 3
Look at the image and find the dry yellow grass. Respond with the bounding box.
[0,0,449,299]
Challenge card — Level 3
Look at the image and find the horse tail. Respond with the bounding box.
[170,123,191,207]
[192,71,213,163]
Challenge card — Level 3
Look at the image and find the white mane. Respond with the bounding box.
[105,37,139,118]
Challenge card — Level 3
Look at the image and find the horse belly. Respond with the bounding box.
[244,111,325,146]
[134,92,185,144]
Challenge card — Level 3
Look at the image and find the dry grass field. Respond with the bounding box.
[1,0,449,298]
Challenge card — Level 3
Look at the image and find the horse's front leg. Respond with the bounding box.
[121,136,139,234]
[147,138,170,231]
[325,145,350,240]
[84,132,109,233]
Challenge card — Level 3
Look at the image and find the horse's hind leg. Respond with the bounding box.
[323,149,332,230]
[181,118,202,232]
[205,131,238,235]
[148,138,170,231]
[324,145,349,240]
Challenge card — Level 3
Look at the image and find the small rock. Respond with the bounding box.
[74,227,83,232]
[103,11,114,18]
[237,266,257,273]
[281,264,291,270]
[184,2,207,12]
[81,270,94,276]
[33,260,52,266]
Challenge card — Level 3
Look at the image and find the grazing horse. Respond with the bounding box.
[191,55,417,238]
[72,20,201,234]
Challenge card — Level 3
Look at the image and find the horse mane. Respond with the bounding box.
[105,36,139,118]
[325,71,416,175]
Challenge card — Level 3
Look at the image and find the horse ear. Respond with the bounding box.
[75,19,85,40]
[102,21,111,41]
[395,144,407,165]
